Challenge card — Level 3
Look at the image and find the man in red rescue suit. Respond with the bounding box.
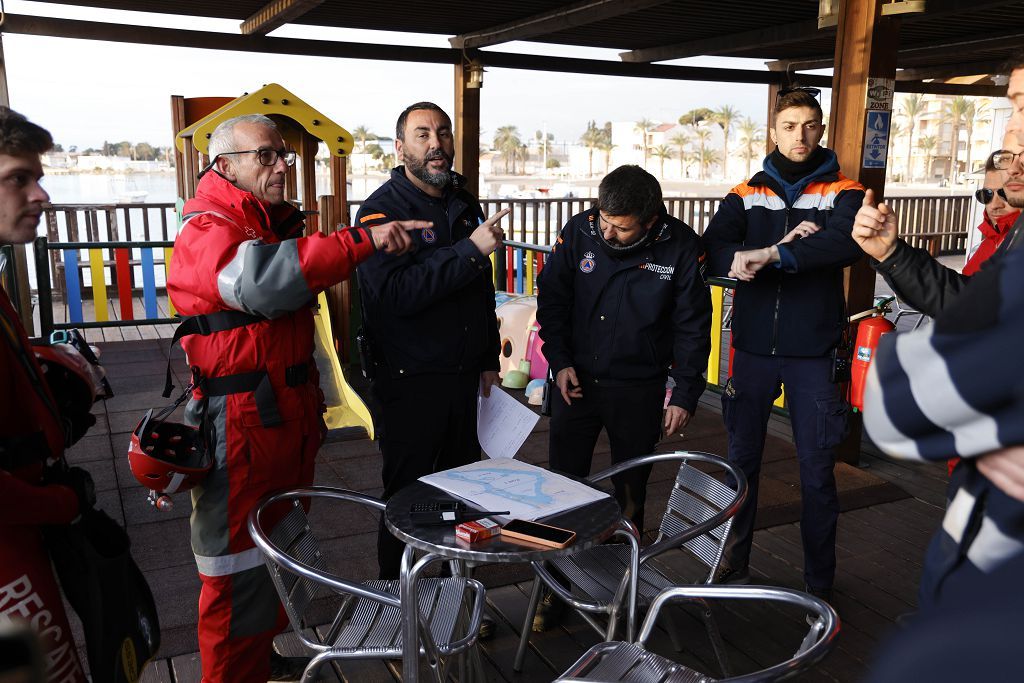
[702,88,865,603]
[0,107,93,682]
[167,114,427,683]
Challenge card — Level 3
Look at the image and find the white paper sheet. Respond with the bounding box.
[420,459,609,521]
[476,385,540,459]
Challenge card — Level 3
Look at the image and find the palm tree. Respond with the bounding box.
[669,131,690,178]
[352,125,377,175]
[918,134,938,181]
[493,125,522,174]
[652,145,672,178]
[943,96,972,183]
[898,94,925,182]
[962,99,989,176]
[579,121,603,177]
[515,144,530,175]
[713,105,740,179]
[737,117,764,179]
[597,137,615,174]
[699,147,721,181]
[886,121,904,181]
[692,126,713,182]
[634,118,656,169]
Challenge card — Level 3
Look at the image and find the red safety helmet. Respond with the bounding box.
[127,409,212,499]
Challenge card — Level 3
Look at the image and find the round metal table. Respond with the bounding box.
[384,479,622,682]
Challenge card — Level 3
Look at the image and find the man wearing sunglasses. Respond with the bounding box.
[167,113,429,683]
[854,52,1024,615]
[964,154,1019,276]
[702,87,865,603]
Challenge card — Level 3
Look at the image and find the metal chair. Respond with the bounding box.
[514,451,748,672]
[891,297,929,331]
[247,486,486,683]
[555,584,839,682]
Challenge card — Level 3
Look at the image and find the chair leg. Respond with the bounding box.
[698,598,732,678]
[514,578,544,672]
[301,651,334,683]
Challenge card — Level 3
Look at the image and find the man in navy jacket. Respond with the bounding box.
[538,165,711,536]
[356,102,508,581]
[702,88,865,601]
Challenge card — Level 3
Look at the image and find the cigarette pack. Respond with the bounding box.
[455,517,501,543]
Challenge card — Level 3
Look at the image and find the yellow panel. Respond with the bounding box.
[314,292,374,438]
[774,385,786,409]
[88,249,108,322]
[707,285,724,387]
[176,83,353,158]
[490,251,498,288]
[525,251,535,295]
[164,248,176,317]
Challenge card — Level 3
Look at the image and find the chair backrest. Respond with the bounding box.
[657,460,741,571]
[262,500,331,632]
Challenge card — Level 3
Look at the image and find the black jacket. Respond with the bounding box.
[355,167,500,378]
[873,216,1023,317]
[536,208,712,413]
[701,154,865,357]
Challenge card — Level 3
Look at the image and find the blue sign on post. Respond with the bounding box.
[863,110,891,168]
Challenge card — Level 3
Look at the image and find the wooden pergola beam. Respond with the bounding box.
[450,0,670,49]
[620,19,829,63]
[240,0,325,36]
[0,13,1001,96]
[895,61,1005,81]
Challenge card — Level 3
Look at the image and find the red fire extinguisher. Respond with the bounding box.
[849,299,896,412]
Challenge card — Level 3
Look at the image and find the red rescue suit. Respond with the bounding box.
[963,210,1019,276]
[0,285,87,683]
[167,171,375,683]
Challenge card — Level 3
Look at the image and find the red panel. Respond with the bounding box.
[115,248,134,320]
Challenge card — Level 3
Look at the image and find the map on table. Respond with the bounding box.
[420,459,609,521]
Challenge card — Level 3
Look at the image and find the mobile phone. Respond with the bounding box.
[500,519,576,549]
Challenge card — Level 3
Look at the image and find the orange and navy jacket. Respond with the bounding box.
[167,170,375,425]
[702,150,864,357]
[355,167,499,378]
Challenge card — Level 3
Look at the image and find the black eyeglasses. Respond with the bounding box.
[777,86,822,102]
[991,150,1024,171]
[975,188,1008,205]
[220,148,296,167]
[198,148,297,178]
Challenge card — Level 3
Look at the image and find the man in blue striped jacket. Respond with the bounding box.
[856,53,1024,609]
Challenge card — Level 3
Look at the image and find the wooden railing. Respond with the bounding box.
[28,194,973,335]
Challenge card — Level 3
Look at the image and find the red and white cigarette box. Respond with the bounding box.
[455,517,501,544]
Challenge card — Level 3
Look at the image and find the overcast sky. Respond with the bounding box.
[4,1,833,150]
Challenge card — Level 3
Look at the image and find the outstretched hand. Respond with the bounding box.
[370,220,432,254]
[852,189,899,261]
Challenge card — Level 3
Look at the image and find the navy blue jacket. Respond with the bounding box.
[536,208,712,413]
[701,149,865,357]
[355,167,500,378]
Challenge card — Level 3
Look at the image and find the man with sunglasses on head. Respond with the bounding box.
[964,152,1018,276]
[167,113,428,683]
[702,87,865,603]
[533,164,711,629]
[852,52,1024,615]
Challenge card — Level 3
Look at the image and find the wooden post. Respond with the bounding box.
[300,132,318,234]
[454,58,481,196]
[828,0,900,463]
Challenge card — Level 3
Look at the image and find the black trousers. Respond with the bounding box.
[372,372,481,579]
[720,349,846,591]
[548,380,664,534]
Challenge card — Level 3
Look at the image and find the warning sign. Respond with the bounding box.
[866,77,895,111]
[863,111,891,169]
